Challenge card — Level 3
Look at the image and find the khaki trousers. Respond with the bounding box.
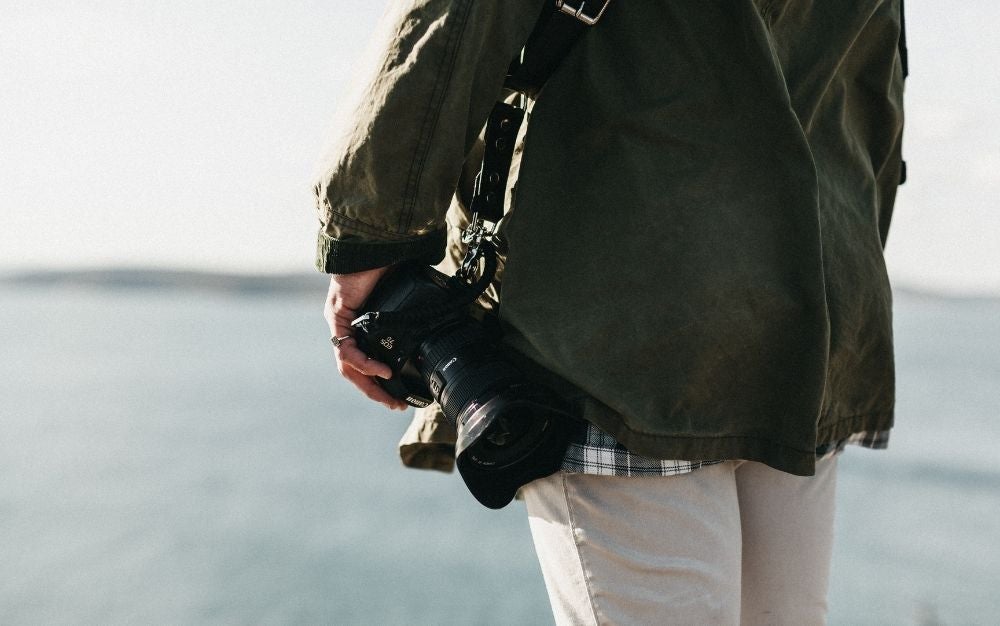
[522,457,838,625]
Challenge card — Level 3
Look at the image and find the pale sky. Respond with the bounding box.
[2,1,998,295]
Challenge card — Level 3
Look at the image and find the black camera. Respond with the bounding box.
[350,261,574,509]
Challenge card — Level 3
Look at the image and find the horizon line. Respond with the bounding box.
[2,264,999,301]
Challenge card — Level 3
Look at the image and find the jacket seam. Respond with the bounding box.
[607,409,893,455]
[399,0,474,234]
[815,409,894,440]
[326,209,432,241]
[617,430,817,456]
[818,410,894,427]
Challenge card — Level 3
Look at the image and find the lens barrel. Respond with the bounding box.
[417,322,521,425]
[417,320,574,508]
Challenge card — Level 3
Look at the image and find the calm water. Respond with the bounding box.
[1,284,998,624]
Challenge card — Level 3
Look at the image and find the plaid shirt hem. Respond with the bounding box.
[561,422,890,477]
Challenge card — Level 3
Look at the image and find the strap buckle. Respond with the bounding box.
[555,0,611,26]
[461,213,499,247]
[458,213,500,281]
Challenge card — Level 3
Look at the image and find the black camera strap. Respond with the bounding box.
[507,0,612,98]
[458,0,611,286]
[356,1,611,333]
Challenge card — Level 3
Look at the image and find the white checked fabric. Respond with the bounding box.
[561,421,889,477]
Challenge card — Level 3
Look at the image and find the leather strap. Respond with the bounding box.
[457,0,611,281]
[469,101,526,224]
[505,3,591,98]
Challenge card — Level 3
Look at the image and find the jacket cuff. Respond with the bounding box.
[315,229,448,274]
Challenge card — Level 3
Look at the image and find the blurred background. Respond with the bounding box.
[1,1,998,624]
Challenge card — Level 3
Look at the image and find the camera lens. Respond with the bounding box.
[416,319,571,469]
[485,415,524,447]
[354,262,574,508]
[417,321,520,424]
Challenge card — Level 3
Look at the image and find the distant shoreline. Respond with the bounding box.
[0,267,327,295]
[1,267,997,301]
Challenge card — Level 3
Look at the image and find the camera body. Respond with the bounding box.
[350,262,574,509]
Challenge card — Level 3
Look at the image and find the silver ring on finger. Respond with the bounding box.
[330,335,353,348]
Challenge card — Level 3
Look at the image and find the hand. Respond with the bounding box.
[324,267,409,411]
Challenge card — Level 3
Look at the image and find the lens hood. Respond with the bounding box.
[455,387,575,509]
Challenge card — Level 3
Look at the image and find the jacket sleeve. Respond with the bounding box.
[313,0,545,274]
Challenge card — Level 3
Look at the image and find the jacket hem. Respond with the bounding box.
[584,402,895,477]
[816,409,895,445]
[398,404,457,472]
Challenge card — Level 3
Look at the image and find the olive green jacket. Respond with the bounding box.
[314,0,906,475]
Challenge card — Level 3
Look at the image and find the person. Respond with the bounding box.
[317,0,906,623]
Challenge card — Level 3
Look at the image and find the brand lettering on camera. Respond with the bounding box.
[380,336,395,350]
[406,396,430,407]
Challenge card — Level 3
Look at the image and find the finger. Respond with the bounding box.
[342,367,409,410]
[327,306,357,338]
[338,342,394,379]
[323,286,357,330]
